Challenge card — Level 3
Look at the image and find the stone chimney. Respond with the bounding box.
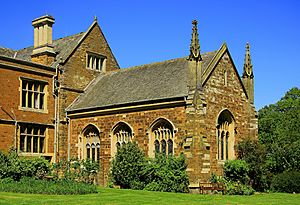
[31,15,56,66]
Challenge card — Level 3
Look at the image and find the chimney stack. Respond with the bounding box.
[31,15,56,65]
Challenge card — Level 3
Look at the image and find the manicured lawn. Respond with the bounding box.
[0,187,299,205]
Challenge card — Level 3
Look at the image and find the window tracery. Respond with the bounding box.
[217,110,235,161]
[82,125,100,161]
[149,118,175,157]
[111,122,133,157]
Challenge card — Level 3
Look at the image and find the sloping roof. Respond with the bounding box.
[67,51,217,112]
[0,32,84,67]
[0,20,120,69]
[0,47,16,58]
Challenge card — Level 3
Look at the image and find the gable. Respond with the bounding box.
[202,43,248,99]
[60,21,120,71]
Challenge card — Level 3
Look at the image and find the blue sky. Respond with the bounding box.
[1,0,299,109]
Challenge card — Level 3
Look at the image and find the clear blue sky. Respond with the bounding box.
[1,0,299,110]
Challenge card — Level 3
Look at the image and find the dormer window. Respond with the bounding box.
[86,52,106,72]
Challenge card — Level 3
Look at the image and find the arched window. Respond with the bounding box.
[161,140,166,155]
[111,122,133,157]
[216,110,235,161]
[167,139,173,155]
[154,140,160,153]
[86,144,91,159]
[96,143,100,161]
[149,118,175,157]
[82,124,100,161]
[221,131,224,160]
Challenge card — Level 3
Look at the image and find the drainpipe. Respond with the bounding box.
[66,112,71,162]
[53,61,61,163]
[11,110,18,151]
[53,75,58,163]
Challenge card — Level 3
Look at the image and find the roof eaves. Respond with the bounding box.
[67,95,187,113]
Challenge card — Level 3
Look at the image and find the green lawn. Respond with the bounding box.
[0,187,299,205]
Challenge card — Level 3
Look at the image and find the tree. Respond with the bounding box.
[110,142,146,189]
[258,87,300,174]
[237,139,267,191]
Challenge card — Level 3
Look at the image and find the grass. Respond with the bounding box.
[0,187,299,205]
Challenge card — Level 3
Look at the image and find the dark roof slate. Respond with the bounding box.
[0,32,84,67]
[68,51,217,112]
[0,47,16,58]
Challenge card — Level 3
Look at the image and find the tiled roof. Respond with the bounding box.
[67,51,217,112]
[0,32,84,67]
[0,47,16,58]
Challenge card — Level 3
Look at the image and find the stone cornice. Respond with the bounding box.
[67,97,186,118]
[0,56,55,77]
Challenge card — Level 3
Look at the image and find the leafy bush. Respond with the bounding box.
[0,177,97,195]
[110,143,189,193]
[142,154,189,193]
[225,181,255,195]
[51,158,100,184]
[111,142,146,189]
[0,150,50,180]
[271,171,300,193]
[224,160,250,184]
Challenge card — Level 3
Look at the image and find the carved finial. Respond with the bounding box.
[188,20,202,62]
[243,42,253,78]
[94,15,98,22]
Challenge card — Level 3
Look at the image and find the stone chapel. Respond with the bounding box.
[0,15,257,186]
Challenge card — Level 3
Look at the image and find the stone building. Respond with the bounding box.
[0,52,56,160]
[0,15,257,186]
[66,20,257,185]
[0,15,119,162]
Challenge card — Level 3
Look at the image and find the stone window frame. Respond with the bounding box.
[148,117,177,158]
[86,51,106,72]
[79,124,101,161]
[216,109,235,163]
[18,124,48,154]
[223,68,228,87]
[110,121,134,158]
[19,77,48,113]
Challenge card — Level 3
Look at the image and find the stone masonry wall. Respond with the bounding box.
[0,59,55,156]
[203,51,256,176]
[58,23,120,159]
[70,106,186,185]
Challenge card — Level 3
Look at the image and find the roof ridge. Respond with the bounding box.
[16,31,85,52]
[115,50,217,74]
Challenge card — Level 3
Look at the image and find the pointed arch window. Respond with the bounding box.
[167,139,173,155]
[111,122,133,157]
[82,125,100,161]
[149,118,175,157]
[217,110,235,161]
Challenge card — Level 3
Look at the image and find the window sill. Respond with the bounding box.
[19,106,48,114]
[18,152,53,157]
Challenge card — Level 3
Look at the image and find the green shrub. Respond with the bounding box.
[110,142,146,189]
[0,150,50,180]
[110,143,189,193]
[0,177,98,195]
[142,154,189,193]
[224,160,250,184]
[271,171,300,193]
[51,159,100,184]
[225,181,255,195]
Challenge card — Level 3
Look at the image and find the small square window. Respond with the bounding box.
[86,52,106,72]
